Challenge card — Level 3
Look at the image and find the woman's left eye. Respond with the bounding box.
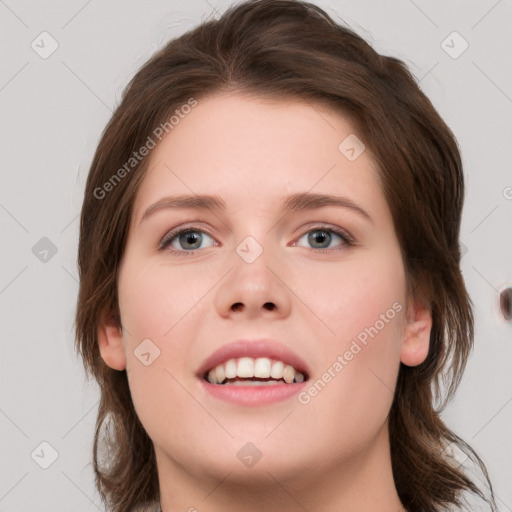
[158,225,353,255]
[293,226,353,252]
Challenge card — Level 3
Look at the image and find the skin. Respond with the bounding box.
[98,92,432,512]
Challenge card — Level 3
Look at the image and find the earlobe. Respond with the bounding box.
[400,297,432,367]
[98,309,127,371]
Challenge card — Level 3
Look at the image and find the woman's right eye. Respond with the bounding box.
[159,227,217,255]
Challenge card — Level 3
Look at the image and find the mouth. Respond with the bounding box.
[202,356,308,385]
[197,339,310,405]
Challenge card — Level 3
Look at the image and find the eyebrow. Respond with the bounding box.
[140,192,373,224]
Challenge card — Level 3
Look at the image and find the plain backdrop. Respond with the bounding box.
[0,0,511,510]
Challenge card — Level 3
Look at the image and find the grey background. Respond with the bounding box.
[0,0,511,510]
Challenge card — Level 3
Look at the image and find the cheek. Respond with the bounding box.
[118,257,203,342]
[297,269,405,451]
[308,292,403,399]
[296,245,406,425]
[116,260,180,411]
[116,257,213,428]
[299,248,406,346]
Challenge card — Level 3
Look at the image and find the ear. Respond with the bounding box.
[400,296,432,367]
[97,309,126,371]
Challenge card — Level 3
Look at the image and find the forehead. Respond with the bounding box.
[132,92,386,222]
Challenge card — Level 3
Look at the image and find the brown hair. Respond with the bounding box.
[75,1,496,510]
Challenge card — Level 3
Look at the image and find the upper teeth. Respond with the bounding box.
[206,357,305,384]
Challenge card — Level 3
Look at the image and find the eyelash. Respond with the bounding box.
[158,223,355,257]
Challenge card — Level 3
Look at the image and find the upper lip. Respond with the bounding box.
[197,339,311,379]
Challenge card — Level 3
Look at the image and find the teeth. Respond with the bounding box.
[283,364,295,384]
[237,357,254,378]
[270,360,284,379]
[215,364,225,383]
[232,379,281,386]
[225,359,237,379]
[254,358,271,378]
[204,357,306,385]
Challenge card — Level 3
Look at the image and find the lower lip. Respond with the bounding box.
[200,379,307,405]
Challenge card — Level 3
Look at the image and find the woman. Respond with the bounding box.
[74,1,497,510]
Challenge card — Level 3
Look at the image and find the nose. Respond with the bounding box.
[213,239,292,321]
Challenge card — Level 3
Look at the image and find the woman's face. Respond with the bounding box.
[99,92,430,493]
